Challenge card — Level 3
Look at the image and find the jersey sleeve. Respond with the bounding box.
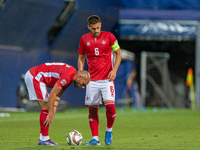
[78,36,86,55]
[56,67,77,91]
[109,33,120,51]
[56,77,71,91]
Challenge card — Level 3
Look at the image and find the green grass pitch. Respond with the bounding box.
[0,107,200,150]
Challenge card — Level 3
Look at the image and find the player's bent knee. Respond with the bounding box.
[36,100,48,109]
[104,100,114,104]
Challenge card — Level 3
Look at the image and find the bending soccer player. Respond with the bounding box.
[78,15,122,145]
[24,62,90,146]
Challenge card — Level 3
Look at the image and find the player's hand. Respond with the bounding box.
[44,114,54,127]
[108,70,116,81]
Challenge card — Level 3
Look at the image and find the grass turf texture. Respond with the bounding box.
[0,107,200,150]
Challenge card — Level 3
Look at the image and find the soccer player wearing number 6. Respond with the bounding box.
[24,62,90,146]
[78,15,122,145]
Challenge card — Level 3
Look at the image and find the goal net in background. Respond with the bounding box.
[140,51,176,107]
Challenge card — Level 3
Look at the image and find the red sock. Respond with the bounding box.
[88,106,99,136]
[105,102,116,128]
[40,109,49,136]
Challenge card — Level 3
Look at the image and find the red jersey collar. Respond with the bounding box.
[90,31,102,39]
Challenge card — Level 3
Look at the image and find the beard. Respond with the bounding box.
[93,32,100,37]
[74,83,78,88]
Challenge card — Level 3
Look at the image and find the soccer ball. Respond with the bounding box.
[66,130,83,145]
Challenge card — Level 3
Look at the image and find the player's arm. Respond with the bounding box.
[44,83,64,127]
[113,48,121,72]
[78,54,85,71]
[108,42,122,81]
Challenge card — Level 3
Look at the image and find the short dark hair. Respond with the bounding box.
[87,15,101,25]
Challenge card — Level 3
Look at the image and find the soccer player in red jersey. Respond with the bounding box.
[78,15,122,145]
[24,62,90,146]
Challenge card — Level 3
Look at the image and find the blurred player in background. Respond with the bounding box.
[78,15,121,145]
[24,62,90,146]
[17,74,28,108]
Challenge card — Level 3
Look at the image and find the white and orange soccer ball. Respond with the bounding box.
[66,130,83,145]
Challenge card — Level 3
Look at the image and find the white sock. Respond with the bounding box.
[39,133,42,140]
[106,127,112,132]
[42,135,50,141]
[92,136,99,141]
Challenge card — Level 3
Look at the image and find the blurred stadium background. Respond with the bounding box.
[0,0,199,109]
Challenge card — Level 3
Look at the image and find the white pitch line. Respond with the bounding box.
[0,113,88,122]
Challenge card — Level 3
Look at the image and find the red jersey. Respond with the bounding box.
[78,31,117,81]
[29,62,77,91]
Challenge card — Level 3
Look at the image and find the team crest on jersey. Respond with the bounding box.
[87,42,90,46]
[102,40,106,45]
[60,79,67,86]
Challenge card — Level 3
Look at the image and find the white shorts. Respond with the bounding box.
[85,80,115,105]
[24,71,49,102]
